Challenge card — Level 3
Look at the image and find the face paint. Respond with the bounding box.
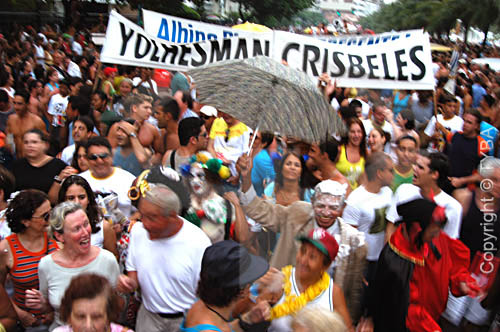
[313,194,344,228]
[189,166,209,196]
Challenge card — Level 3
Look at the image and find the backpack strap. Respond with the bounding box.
[170,149,177,170]
[224,199,233,240]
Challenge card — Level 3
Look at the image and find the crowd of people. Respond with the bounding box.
[0,20,499,332]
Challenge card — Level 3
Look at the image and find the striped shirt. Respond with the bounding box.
[7,232,58,315]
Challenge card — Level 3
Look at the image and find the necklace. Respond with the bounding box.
[205,303,231,323]
[269,265,330,320]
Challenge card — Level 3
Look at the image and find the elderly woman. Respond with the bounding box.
[54,273,130,332]
[181,240,270,332]
[0,189,58,330]
[25,202,120,331]
[58,175,118,258]
[268,228,353,332]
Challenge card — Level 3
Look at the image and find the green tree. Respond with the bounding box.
[128,0,201,21]
[232,0,316,27]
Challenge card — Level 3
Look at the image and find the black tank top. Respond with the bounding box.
[459,191,500,262]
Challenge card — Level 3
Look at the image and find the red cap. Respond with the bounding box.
[103,67,117,77]
[298,228,339,261]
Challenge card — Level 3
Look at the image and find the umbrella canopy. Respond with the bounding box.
[431,43,452,52]
[188,56,345,143]
[232,22,272,33]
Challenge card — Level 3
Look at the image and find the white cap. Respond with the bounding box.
[200,105,217,117]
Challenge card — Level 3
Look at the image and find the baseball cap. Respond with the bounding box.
[201,240,269,288]
[200,105,217,117]
[103,67,117,77]
[298,228,339,261]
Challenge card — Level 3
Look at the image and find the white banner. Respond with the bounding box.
[142,9,271,43]
[101,11,273,71]
[102,10,435,90]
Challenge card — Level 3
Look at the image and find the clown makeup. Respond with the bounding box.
[188,165,210,197]
[313,194,344,228]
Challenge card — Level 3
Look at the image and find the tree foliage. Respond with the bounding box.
[359,0,500,46]
[232,0,316,27]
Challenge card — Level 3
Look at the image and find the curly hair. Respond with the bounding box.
[57,175,102,234]
[59,273,120,323]
[6,189,48,233]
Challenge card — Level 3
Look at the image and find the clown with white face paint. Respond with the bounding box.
[183,158,250,244]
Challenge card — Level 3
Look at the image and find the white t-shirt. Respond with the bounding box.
[39,249,119,330]
[80,167,136,218]
[342,185,393,261]
[47,93,69,127]
[67,61,81,78]
[72,41,83,56]
[126,220,210,314]
[60,144,75,165]
[424,114,464,152]
[34,44,45,66]
[132,77,158,95]
[386,183,462,238]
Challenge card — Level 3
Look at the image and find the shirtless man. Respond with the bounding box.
[107,93,162,164]
[28,79,44,118]
[156,96,181,152]
[6,90,46,157]
[307,139,351,195]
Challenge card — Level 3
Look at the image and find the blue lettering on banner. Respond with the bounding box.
[322,32,413,46]
[156,18,239,43]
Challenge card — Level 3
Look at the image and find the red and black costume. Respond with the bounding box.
[371,199,478,332]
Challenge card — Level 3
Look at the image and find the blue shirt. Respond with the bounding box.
[251,149,276,197]
[113,147,144,176]
[472,83,487,108]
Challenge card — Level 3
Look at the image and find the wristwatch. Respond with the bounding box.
[129,132,137,138]
[54,175,63,184]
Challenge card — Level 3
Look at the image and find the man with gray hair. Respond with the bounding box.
[117,182,210,332]
[237,155,367,323]
[442,156,500,330]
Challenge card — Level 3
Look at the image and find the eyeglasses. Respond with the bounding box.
[201,115,211,120]
[88,153,110,161]
[33,212,50,222]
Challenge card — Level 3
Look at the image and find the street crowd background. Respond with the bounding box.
[0,2,499,332]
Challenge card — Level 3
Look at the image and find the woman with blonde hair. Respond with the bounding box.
[292,307,347,332]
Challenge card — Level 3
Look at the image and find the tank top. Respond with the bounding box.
[180,319,235,332]
[459,191,500,262]
[7,232,58,315]
[113,147,144,177]
[335,145,365,189]
[269,267,334,332]
[46,82,59,92]
[91,220,104,248]
[393,92,410,116]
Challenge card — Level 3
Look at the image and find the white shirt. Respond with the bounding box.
[60,144,75,165]
[342,186,393,261]
[80,167,136,218]
[34,44,45,66]
[126,220,210,314]
[386,183,462,238]
[67,61,81,78]
[424,114,464,152]
[47,93,68,127]
[132,77,158,95]
[72,41,83,56]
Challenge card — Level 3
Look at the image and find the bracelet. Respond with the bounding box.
[237,314,252,331]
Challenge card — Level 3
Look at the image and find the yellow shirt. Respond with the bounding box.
[336,145,365,189]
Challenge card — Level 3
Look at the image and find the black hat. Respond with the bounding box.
[201,240,269,288]
[397,198,447,230]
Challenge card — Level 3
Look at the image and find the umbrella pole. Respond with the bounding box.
[247,126,259,156]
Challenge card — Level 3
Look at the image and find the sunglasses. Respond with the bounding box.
[88,153,110,161]
[201,115,211,120]
[33,212,50,222]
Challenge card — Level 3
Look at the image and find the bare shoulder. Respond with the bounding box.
[452,188,472,210]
